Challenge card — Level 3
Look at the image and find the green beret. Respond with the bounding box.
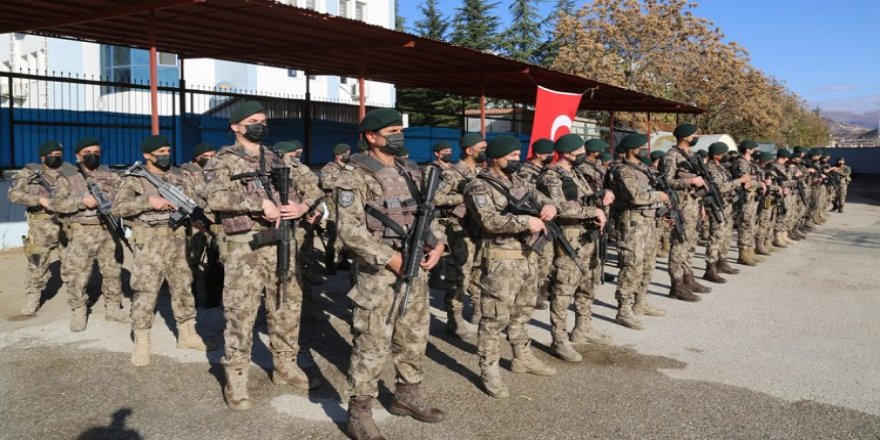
[76,137,100,152]
[288,140,303,151]
[553,134,584,154]
[777,149,791,158]
[708,142,728,156]
[141,135,170,153]
[601,152,613,162]
[739,140,759,150]
[358,108,402,133]
[640,155,652,165]
[274,141,300,153]
[618,133,648,151]
[487,135,522,159]
[673,123,697,139]
[432,142,452,152]
[332,143,351,155]
[728,150,740,156]
[39,140,63,156]
[585,139,607,153]
[696,149,708,157]
[759,151,774,161]
[460,133,484,149]
[793,146,805,154]
[229,100,265,124]
[192,142,216,158]
[810,148,821,157]
[649,150,666,161]
[532,138,555,154]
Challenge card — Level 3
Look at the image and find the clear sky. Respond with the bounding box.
[397,0,880,115]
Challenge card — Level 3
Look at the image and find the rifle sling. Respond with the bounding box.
[364,205,409,239]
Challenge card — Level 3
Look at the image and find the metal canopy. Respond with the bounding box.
[0,0,703,114]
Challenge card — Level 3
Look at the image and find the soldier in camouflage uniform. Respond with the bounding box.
[661,123,713,300]
[515,138,555,310]
[538,134,608,363]
[276,140,324,286]
[112,135,213,368]
[202,102,321,410]
[318,143,352,274]
[702,142,750,283]
[754,151,778,253]
[465,135,559,399]
[337,109,447,440]
[610,134,671,330]
[834,157,851,212]
[649,150,672,259]
[433,133,486,340]
[767,149,796,248]
[51,137,126,331]
[7,140,71,316]
[180,142,223,308]
[576,139,618,285]
[732,140,762,264]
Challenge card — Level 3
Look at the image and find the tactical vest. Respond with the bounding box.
[22,163,70,214]
[350,153,421,248]
[446,163,474,219]
[61,165,118,225]
[217,145,293,235]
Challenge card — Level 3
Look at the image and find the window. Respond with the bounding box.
[287,69,298,78]
[158,52,177,66]
[305,0,316,9]
[355,1,365,21]
[339,0,350,17]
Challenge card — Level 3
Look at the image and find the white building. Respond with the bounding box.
[0,0,397,112]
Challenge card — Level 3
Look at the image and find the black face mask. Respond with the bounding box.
[572,153,587,165]
[476,152,488,163]
[689,137,700,147]
[196,157,210,168]
[541,155,554,165]
[81,153,101,170]
[500,159,522,175]
[379,132,405,155]
[242,123,268,143]
[440,153,453,163]
[44,155,62,169]
[152,154,171,170]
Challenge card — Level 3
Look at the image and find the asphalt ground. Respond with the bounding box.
[1,181,879,440]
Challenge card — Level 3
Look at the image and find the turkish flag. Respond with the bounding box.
[528,86,583,157]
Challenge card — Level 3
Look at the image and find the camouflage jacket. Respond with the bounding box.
[112,165,199,227]
[52,165,121,225]
[611,161,666,213]
[7,162,74,214]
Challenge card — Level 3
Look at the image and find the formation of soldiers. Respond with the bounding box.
[7,102,854,440]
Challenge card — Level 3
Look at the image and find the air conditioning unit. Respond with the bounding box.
[1,81,29,99]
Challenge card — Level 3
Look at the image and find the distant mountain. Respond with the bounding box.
[824,118,871,138]
[821,109,879,130]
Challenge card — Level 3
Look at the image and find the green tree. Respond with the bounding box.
[500,0,544,63]
[536,0,576,66]
[414,0,449,40]
[394,0,406,31]
[451,0,501,52]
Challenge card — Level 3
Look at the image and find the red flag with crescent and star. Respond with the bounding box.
[527,86,584,157]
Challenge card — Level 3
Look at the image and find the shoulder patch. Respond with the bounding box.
[338,190,354,208]
[473,193,489,208]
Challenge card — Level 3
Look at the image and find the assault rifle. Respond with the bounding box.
[78,165,131,251]
[27,170,54,196]
[477,174,590,276]
[684,155,725,224]
[651,173,686,243]
[123,161,210,229]
[388,165,441,324]
[795,178,809,208]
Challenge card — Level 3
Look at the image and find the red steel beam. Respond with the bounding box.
[0,0,205,34]
[149,10,159,135]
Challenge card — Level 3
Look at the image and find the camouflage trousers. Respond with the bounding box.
[347,256,429,397]
[774,195,790,232]
[130,226,196,331]
[549,234,598,342]
[220,236,303,368]
[22,216,65,297]
[811,185,827,223]
[706,205,735,265]
[617,210,656,298]
[443,223,478,312]
[786,193,803,230]
[476,249,538,364]
[62,223,123,309]
[755,202,776,245]
[737,192,758,249]
[668,194,699,279]
[837,184,848,210]
[188,227,223,307]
